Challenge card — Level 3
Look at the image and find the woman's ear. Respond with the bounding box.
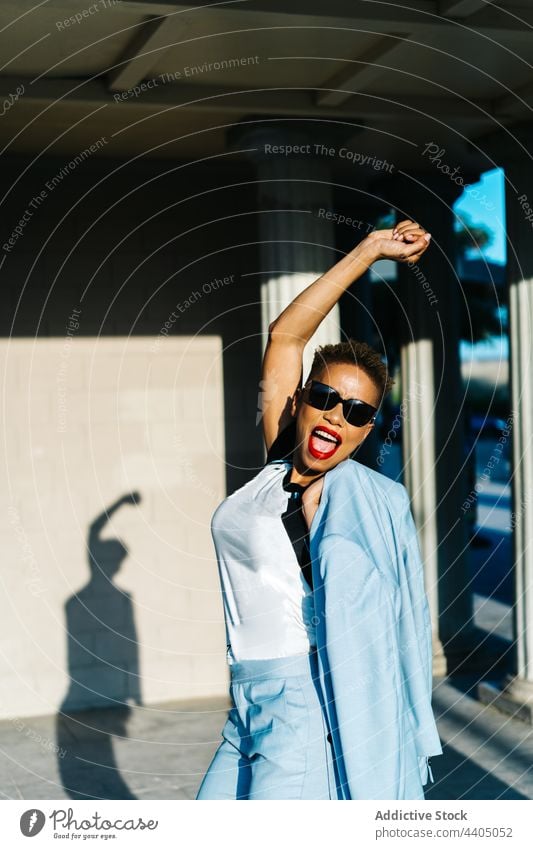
[290,386,302,418]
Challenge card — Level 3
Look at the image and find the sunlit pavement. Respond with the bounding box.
[427,453,533,800]
[427,674,533,801]
[0,678,531,800]
[0,695,228,801]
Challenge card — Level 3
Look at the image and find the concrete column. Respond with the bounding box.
[478,145,533,723]
[379,174,475,676]
[229,125,341,384]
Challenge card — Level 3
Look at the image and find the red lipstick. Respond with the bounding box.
[308,425,342,459]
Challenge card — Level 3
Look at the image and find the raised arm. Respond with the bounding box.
[259,220,432,452]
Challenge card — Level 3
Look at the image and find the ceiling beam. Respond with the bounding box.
[0,76,494,123]
[438,0,489,16]
[107,0,533,39]
[115,0,440,18]
[5,1,533,42]
[493,79,533,119]
[107,16,178,91]
[316,34,410,107]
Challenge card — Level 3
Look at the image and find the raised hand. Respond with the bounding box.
[358,219,432,265]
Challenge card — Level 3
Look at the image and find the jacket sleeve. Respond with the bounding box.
[317,531,405,799]
[397,486,443,783]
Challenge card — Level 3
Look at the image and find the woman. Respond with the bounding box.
[196,219,435,800]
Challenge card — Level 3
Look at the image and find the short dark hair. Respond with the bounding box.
[305,339,395,405]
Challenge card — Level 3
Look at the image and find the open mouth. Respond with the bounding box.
[308,426,342,459]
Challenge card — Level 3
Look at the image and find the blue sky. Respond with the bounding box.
[453,167,506,265]
[455,167,508,359]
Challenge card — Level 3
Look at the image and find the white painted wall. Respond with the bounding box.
[1,335,227,719]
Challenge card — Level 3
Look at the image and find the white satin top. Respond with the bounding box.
[210,461,317,664]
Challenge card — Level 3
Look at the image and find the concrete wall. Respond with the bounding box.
[0,155,262,719]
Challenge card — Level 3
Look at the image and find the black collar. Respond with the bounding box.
[282,464,325,495]
[282,465,306,495]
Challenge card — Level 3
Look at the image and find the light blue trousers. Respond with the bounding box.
[196,648,340,800]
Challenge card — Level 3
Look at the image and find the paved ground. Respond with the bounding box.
[428,674,533,800]
[0,672,531,801]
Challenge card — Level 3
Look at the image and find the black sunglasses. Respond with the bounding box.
[304,380,378,427]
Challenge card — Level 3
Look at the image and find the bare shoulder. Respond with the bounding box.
[301,476,325,530]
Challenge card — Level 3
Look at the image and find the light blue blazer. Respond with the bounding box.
[308,457,443,800]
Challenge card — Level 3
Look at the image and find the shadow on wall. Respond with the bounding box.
[55,493,142,800]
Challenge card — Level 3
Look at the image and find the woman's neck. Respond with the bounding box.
[288,455,325,488]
